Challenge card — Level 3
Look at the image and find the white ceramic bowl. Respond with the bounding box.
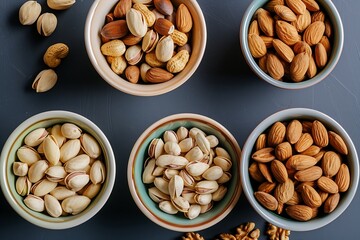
[85,0,207,96]
[240,0,344,89]
[128,113,242,232]
[0,111,116,229]
[240,108,359,231]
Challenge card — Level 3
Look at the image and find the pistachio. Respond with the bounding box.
[163,130,178,143]
[155,35,174,62]
[82,183,102,199]
[126,8,147,38]
[47,0,76,10]
[179,137,194,153]
[13,162,29,177]
[19,1,42,25]
[16,176,32,196]
[61,123,82,139]
[202,166,223,181]
[172,196,190,212]
[45,165,67,182]
[143,158,156,184]
[61,195,91,215]
[148,138,165,159]
[195,180,219,195]
[89,160,106,184]
[164,141,181,155]
[168,175,184,199]
[179,170,195,188]
[37,13,57,36]
[185,161,209,177]
[156,155,189,169]
[185,146,204,162]
[51,124,66,147]
[43,135,61,165]
[65,171,90,192]
[31,179,58,197]
[60,139,81,163]
[163,169,180,181]
[148,187,170,203]
[142,30,159,53]
[176,126,189,141]
[50,186,76,201]
[28,160,49,183]
[24,128,48,147]
[32,69,58,93]
[194,193,212,205]
[159,201,178,214]
[44,194,62,217]
[64,154,90,173]
[24,194,45,212]
[125,45,143,65]
[17,146,41,166]
[184,204,201,220]
[212,185,228,201]
[213,156,232,171]
[217,172,232,184]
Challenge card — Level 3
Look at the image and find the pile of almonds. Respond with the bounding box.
[249,119,350,221]
[13,123,106,217]
[100,0,193,84]
[142,127,233,220]
[248,0,332,82]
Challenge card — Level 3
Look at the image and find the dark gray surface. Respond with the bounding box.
[0,0,359,239]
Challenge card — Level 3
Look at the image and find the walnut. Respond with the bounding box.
[218,233,237,240]
[182,232,205,240]
[235,222,260,240]
[267,223,291,240]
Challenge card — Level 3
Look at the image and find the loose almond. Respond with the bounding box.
[258,163,273,183]
[145,67,174,83]
[328,131,348,155]
[266,53,284,80]
[258,182,277,193]
[256,8,275,37]
[286,154,317,170]
[317,176,339,194]
[255,191,279,211]
[153,0,173,16]
[293,41,312,56]
[100,20,129,40]
[300,145,321,156]
[249,162,266,182]
[324,193,340,213]
[285,0,306,14]
[252,148,276,163]
[307,55,317,78]
[286,120,302,144]
[302,0,320,11]
[265,0,285,12]
[276,20,299,45]
[335,163,350,192]
[311,11,325,22]
[248,34,267,58]
[301,184,322,208]
[315,43,327,68]
[286,205,313,221]
[303,21,325,46]
[274,178,294,204]
[113,0,132,18]
[274,5,297,22]
[268,122,286,146]
[290,52,310,82]
[275,142,292,161]
[295,133,313,152]
[312,120,329,147]
[322,151,341,177]
[176,4,192,33]
[271,160,288,183]
[272,39,295,63]
[294,166,323,182]
[293,9,311,32]
[256,133,267,151]
[249,20,260,35]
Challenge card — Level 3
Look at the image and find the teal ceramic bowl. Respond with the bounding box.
[240,108,359,231]
[128,113,242,232]
[240,0,344,89]
[0,111,116,229]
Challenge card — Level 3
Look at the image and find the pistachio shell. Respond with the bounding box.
[80,134,101,159]
[159,200,178,214]
[142,29,159,53]
[89,160,106,184]
[189,127,206,139]
[214,156,232,171]
[28,160,49,183]
[50,124,66,147]
[179,138,194,153]
[61,123,82,139]
[194,193,212,205]
[185,146,204,162]
[154,177,170,195]
[202,166,223,181]
[171,196,190,213]
[212,185,228,201]
[19,1,42,25]
[24,128,48,147]
[126,8,147,37]
[195,180,219,194]
[156,155,188,169]
[65,171,90,192]
[64,154,90,173]
[82,183,102,199]
[163,169,179,181]
[43,135,60,165]
[200,202,213,214]
[217,172,232,184]
[50,186,76,200]
[184,204,201,220]
[163,130,178,143]
[155,35,174,62]
[148,187,170,203]
[179,169,195,187]
[17,146,41,166]
[206,135,219,148]
[61,195,91,215]
[44,194,62,217]
[215,147,231,159]
[176,127,188,141]
[168,175,184,199]
[13,162,29,177]
[164,142,181,155]
[148,138,165,159]
[142,158,156,184]
[45,165,67,182]
[31,179,58,197]
[195,133,211,155]
[16,176,32,196]
[32,69,58,93]
[24,194,45,212]
[185,161,209,177]
[60,139,81,163]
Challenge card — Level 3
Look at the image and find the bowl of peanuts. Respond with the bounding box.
[240,0,344,89]
[0,111,116,229]
[240,108,359,231]
[85,0,207,96]
[127,113,242,231]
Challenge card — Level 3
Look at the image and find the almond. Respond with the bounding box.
[256,8,274,37]
[300,184,322,208]
[324,193,340,213]
[154,18,175,36]
[258,163,273,183]
[113,0,132,18]
[311,11,325,22]
[286,205,313,221]
[307,55,317,78]
[302,121,313,133]
[176,4,192,33]
[286,154,317,170]
[271,160,288,183]
[274,5,297,22]
[302,0,320,11]
[255,133,267,150]
[100,20,129,40]
[295,133,313,152]
[293,41,312,57]
[265,0,285,12]
[300,145,321,156]
[249,20,260,35]
[319,35,331,55]
[274,178,294,204]
[286,191,301,205]
[252,147,275,163]
[276,20,299,45]
[260,36,274,48]
[145,67,174,83]
[122,34,143,46]
[153,0,173,16]
[290,52,309,82]
[322,151,341,177]
[125,65,140,84]
[272,39,295,63]
[328,131,348,155]
[266,54,284,80]
[317,176,339,194]
[319,191,329,203]
[249,162,266,182]
[285,0,306,14]
[275,142,292,161]
[294,166,323,182]
[254,191,279,211]
[303,21,325,46]
[312,120,329,147]
[293,9,311,32]
[324,19,332,38]
[258,182,277,193]
[286,119,302,144]
[315,43,327,68]
[335,163,350,192]
[248,34,267,58]
[268,122,286,147]
[314,149,325,162]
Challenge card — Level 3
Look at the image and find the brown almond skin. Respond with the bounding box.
[290,52,310,82]
[302,0,320,12]
[256,8,274,37]
[315,43,328,68]
[154,18,175,36]
[249,20,260,35]
[294,133,313,152]
[248,34,267,58]
[286,154,317,170]
[328,131,348,155]
[252,147,275,163]
[275,142,292,161]
[145,68,174,83]
[294,166,323,182]
[255,133,267,151]
[176,4,192,33]
[258,182,277,193]
[324,193,340,213]
[268,122,286,146]
[272,39,295,63]
[322,151,341,177]
[271,160,288,183]
[303,21,325,46]
[286,205,313,221]
[274,5,297,22]
[100,20,129,40]
[335,163,350,192]
[249,162,266,182]
[286,120,302,144]
[154,0,174,16]
[113,0,132,18]
[255,191,279,211]
[258,163,273,183]
[301,145,321,156]
[301,184,322,208]
[276,20,299,45]
[317,176,339,194]
[285,0,306,15]
[266,53,284,80]
[274,178,294,204]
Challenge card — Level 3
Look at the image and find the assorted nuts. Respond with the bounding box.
[142,126,233,220]
[249,119,351,221]
[248,0,333,82]
[100,0,193,84]
[13,123,106,217]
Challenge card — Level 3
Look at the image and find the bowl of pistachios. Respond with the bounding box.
[127,113,242,232]
[85,0,207,96]
[0,111,116,229]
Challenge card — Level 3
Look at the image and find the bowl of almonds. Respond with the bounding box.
[0,111,116,229]
[128,113,242,231]
[240,0,344,89]
[85,0,206,96]
[240,108,359,231]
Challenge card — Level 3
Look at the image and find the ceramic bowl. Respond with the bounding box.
[85,0,207,96]
[128,113,242,232]
[239,0,344,89]
[0,111,116,229]
[240,108,359,231]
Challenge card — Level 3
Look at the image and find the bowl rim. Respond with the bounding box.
[0,110,116,229]
[239,0,344,89]
[240,108,359,231]
[127,113,242,232]
[84,0,207,96]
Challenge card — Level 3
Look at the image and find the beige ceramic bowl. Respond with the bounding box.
[85,0,207,96]
[128,113,242,232]
[0,111,116,229]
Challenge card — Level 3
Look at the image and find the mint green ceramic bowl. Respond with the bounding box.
[128,113,242,232]
[240,0,344,89]
[0,111,116,229]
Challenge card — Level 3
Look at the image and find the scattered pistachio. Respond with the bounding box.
[37,13,57,36]
[19,1,42,25]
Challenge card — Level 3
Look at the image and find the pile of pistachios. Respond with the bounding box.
[142,126,233,220]
[13,123,106,217]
